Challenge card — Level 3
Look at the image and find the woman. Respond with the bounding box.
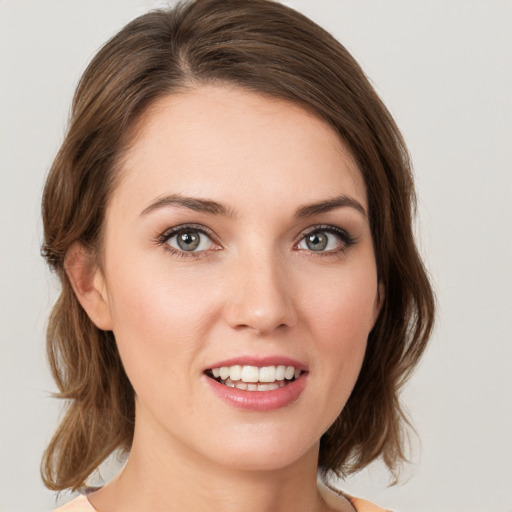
[41,1,435,511]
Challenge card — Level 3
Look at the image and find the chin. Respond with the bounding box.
[199,429,320,473]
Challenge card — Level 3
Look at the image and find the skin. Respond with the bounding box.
[68,85,381,512]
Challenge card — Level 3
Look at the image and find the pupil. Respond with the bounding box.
[178,231,200,251]
[307,233,327,251]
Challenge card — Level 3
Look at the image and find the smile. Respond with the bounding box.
[206,365,303,392]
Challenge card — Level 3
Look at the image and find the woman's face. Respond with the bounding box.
[94,85,380,471]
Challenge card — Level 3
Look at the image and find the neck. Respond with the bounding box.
[89,417,328,512]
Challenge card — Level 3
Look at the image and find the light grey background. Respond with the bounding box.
[1,1,511,511]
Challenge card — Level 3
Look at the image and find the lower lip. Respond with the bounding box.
[203,374,307,411]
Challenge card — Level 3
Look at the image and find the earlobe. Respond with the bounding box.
[65,243,113,331]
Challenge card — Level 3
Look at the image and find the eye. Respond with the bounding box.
[296,226,355,253]
[168,229,212,252]
[160,225,217,254]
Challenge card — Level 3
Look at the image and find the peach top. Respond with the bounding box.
[53,485,391,512]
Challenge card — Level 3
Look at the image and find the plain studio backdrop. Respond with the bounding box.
[1,1,511,511]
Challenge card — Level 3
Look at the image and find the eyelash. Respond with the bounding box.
[155,223,357,258]
[297,225,357,255]
[156,223,220,259]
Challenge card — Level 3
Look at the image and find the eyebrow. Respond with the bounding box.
[141,193,235,217]
[294,195,367,218]
[140,193,366,219]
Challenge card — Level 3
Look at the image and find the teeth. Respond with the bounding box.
[209,364,302,387]
[275,365,286,380]
[258,383,279,391]
[230,365,242,381]
[284,366,295,380]
[259,366,276,382]
[241,365,259,383]
[223,378,285,392]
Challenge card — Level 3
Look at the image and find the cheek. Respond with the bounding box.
[107,251,212,326]
[300,262,378,387]
[303,261,379,338]
[103,259,217,383]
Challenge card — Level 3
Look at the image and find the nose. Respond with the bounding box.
[223,250,298,335]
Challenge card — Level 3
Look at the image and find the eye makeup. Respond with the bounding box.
[153,221,358,260]
[155,223,221,259]
[295,224,357,255]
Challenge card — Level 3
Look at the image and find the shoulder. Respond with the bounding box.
[318,482,392,512]
[53,495,96,512]
[347,495,393,512]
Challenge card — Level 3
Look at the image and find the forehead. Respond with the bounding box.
[115,85,367,214]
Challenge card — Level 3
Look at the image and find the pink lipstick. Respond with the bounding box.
[202,356,308,411]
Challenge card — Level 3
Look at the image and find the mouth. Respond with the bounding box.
[205,365,304,392]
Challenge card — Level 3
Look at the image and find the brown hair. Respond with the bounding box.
[41,0,435,491]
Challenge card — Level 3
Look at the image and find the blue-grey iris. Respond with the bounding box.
[306,232,327,251]
[177,231,200,251]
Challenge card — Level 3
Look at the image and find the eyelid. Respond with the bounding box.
[155,223,356,257]
[158,223,218,244]
[295,224,357,251]
[156,223,222,258]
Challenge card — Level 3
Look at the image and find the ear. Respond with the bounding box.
[65,242,113,331]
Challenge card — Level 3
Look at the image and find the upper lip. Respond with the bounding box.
[204,356,308,372]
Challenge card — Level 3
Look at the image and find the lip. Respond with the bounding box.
[202,355,308,411]
[203,372,307,411]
